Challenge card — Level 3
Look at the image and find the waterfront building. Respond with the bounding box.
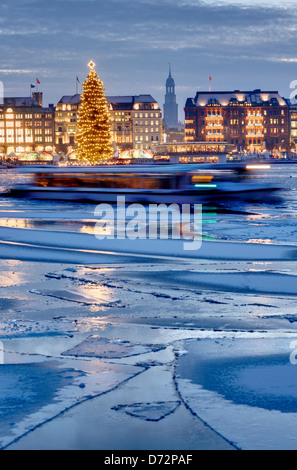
[107,96,134,152]
[289,104,297,152]
[128,95,163,151]
[163,125,185,144]
[55,94,163,155]
[55,94,80,154]
[0,93,55,157]
[185,90,290,153]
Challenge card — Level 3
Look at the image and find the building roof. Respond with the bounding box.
[4,97,41,108]
[107,95,158,111]
[107,95,157,104]
[107,96,134,104]
[57,94,158,110]
[134,95,157,103]
[186,90,287,107]
[58,94,81,104]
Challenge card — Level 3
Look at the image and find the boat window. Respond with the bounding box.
[192,175,214,184]
[35,173,176,190]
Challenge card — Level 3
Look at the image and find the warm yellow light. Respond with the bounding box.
[246,165,271,170]
[88,60,96,70]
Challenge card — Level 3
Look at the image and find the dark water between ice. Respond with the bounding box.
[0,164,296,244]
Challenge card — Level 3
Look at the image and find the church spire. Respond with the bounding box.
[164,65,179,129]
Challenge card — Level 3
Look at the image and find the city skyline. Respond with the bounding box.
[1,0,297,122]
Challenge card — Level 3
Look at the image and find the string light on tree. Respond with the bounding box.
[75,61,114,164]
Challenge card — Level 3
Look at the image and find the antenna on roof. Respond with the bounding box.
[76,76,80,95]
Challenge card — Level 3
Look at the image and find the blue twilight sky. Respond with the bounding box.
[1,0,297,121]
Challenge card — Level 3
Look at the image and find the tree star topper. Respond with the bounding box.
[88,60,96,70]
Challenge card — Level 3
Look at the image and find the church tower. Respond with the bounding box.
[163,65,179,129]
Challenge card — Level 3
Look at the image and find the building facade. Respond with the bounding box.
[289,104,297,152]
[108,96,134,152]
[54,94,163,154]
[185,90,290,153]
[0,91,165,157]
[0,93,55,157]
[163,67,179,129]
[55,94,80,154]
[130,95,163,151]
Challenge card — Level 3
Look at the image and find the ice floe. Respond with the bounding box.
[62,336,165,359]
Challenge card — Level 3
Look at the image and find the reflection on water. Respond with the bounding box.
[247,239,273,245]
[0,218,97,234]
[246,214,271,221]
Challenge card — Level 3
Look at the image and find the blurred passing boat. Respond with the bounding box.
[5,164,280,204]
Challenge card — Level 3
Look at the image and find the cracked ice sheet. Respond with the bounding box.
[0,350,142,450]
[0,261,125,335]
[175,337,297,450]
[1,260,297,339]
[6,357,234,450]
[62,336,165,359]
[53,264,297,331]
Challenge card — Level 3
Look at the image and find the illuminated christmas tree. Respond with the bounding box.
[75,61,114,163]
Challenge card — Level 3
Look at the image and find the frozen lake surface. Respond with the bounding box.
[0,165,297,450]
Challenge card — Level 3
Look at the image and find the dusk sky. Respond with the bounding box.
[1,0,297,121]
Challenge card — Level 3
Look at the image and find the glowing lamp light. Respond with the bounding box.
[88,60,96,70]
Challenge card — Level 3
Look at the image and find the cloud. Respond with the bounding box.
[0,69,35,74]
[0,0,296,118]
